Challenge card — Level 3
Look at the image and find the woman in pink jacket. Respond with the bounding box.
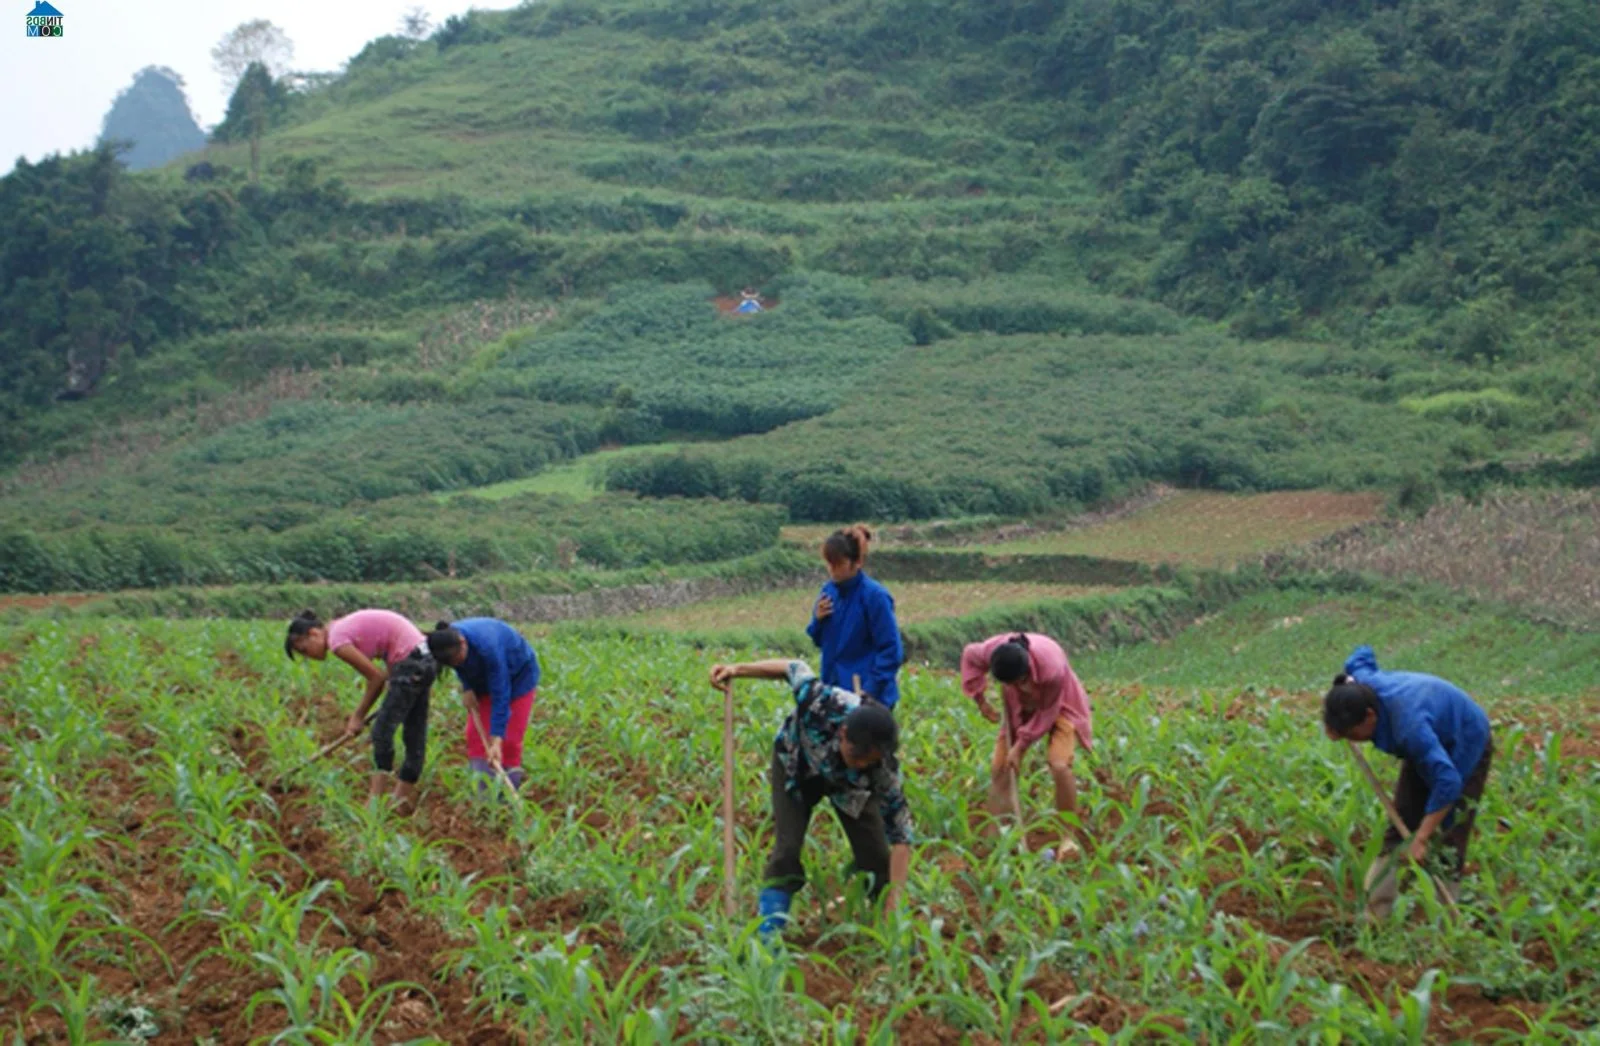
[285,608,436,811]
[961,632,1093,857]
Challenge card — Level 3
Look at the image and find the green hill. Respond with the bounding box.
[1,0,1596,591]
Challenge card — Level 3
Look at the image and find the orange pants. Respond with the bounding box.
[989,716,1078,820]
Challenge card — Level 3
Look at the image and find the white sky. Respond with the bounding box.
[0,0,521,171]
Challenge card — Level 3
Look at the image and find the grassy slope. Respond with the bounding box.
[5,0,1596,599]
[442,442,689,501]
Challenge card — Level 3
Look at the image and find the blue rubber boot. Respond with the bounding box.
[757,887,792,943]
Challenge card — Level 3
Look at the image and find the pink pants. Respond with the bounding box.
[464,689,535,769]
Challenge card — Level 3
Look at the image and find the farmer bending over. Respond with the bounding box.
[709,659,912,941]
[426,618,540,792]
[962,632,1093,857]
[1323,644,1493,917]
[285,608,437,811]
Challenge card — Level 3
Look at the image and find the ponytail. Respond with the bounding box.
[284,609,323,661]
[822,524,874,568]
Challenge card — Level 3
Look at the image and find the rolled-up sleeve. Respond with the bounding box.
[961,636,1002,701]
[785,660,817,703]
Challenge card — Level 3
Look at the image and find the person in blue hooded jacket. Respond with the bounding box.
[805,525,904,709]
[1323,645,1493,915]
[425,618,541,792]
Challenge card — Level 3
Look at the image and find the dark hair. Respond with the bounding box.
[1323,680,1379,736]
[822,524,873,567]
[284,609,323,660]
[991,634,1031,684]
[843,702,899,760]
[426,620,464,660]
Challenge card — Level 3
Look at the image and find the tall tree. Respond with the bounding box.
[98,66,207,172]
[211,20,294,181]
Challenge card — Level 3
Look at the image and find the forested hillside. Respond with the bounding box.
[1,0,1596,589]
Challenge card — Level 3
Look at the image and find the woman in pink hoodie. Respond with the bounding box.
[961,632,1093,856]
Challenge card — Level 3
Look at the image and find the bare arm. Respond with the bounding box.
[1408,806,1451,860]
[334,645,387,737]
[709,660,794,686]
[334,645,388,717]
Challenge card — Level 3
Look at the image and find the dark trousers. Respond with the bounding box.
[1383,738,1493,876]
[763,753,891,898]
[371,650,436,784]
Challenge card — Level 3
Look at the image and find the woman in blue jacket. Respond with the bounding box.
[1323,645,1493,917]
[425,618,541,791]
[805,525,904,709]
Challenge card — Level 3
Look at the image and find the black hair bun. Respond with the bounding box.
[434,620,452,631]
[297,608,318,620]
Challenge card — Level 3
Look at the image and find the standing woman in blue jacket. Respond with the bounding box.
[806,525,904,709]
[1323,644,1493,917]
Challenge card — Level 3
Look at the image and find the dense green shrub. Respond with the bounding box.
[871,277,1183,337]
[607,332,1580,520]
[2,399,611,531]
[50,546,814,620]
[0,493,783,593]
[495,278,910,435]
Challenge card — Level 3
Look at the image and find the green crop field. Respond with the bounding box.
[445,444,690,503]
[4,601,1597,1043]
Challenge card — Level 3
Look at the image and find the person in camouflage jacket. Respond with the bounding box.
[710,659,912,940]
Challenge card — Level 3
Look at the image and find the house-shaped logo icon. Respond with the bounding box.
[26,0,64,37]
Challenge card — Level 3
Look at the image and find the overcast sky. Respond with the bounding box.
[1,0,520,172]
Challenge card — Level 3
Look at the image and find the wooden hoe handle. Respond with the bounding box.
[720,681,737,918]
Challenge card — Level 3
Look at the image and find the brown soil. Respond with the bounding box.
[0,593,96,611]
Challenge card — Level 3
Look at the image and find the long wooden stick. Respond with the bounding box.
[272,712,376,789]
[466,695,523,805]
[1003,704,1029,852]
[1346,741,1457,911]
[720,680,737,918]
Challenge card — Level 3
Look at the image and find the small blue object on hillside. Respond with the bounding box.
[1343,644,1491,815]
